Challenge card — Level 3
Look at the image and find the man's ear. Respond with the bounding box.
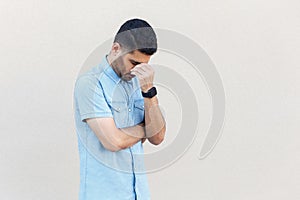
[111,42,122,56]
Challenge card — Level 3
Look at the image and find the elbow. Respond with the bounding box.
[149,126,166,145]
[151,137,164,145]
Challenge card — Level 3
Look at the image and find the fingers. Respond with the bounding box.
[131,67,144,78]
[135,64,147,72]
[131,64,153,76]
[131,64,154,92]
[130,69,143,77]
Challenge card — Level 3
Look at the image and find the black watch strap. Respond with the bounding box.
[142,87,157,98]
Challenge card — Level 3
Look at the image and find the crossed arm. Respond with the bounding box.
[85,95,166,152]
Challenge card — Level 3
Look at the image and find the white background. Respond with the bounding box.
[0,0,299,199]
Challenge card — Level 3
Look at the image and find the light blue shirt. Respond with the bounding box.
[73,56,151,200]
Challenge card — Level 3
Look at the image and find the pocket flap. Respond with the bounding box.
[134,99,144,110]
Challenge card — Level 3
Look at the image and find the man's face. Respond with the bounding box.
[114,50,151,81]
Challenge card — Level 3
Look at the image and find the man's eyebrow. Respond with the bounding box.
[129,59,141,65]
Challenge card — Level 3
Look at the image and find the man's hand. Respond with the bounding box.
[130,64,154,92]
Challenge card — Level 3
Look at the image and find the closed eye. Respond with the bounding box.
[129,59,141,66]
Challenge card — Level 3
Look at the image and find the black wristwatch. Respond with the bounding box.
[142,87,157,98]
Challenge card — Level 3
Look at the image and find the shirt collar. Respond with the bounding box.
[102,55,121,83]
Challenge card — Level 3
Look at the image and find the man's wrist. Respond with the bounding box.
[142,86,157,98]
[141,84,154,93]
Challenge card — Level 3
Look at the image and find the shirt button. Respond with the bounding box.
[128,108,131,112]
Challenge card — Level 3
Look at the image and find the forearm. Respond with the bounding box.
[130,63,166,145]
[116,123,146,149]
[144,96,166,145]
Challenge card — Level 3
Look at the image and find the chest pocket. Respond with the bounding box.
[133,99,145,124]
[109,101,128,128]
